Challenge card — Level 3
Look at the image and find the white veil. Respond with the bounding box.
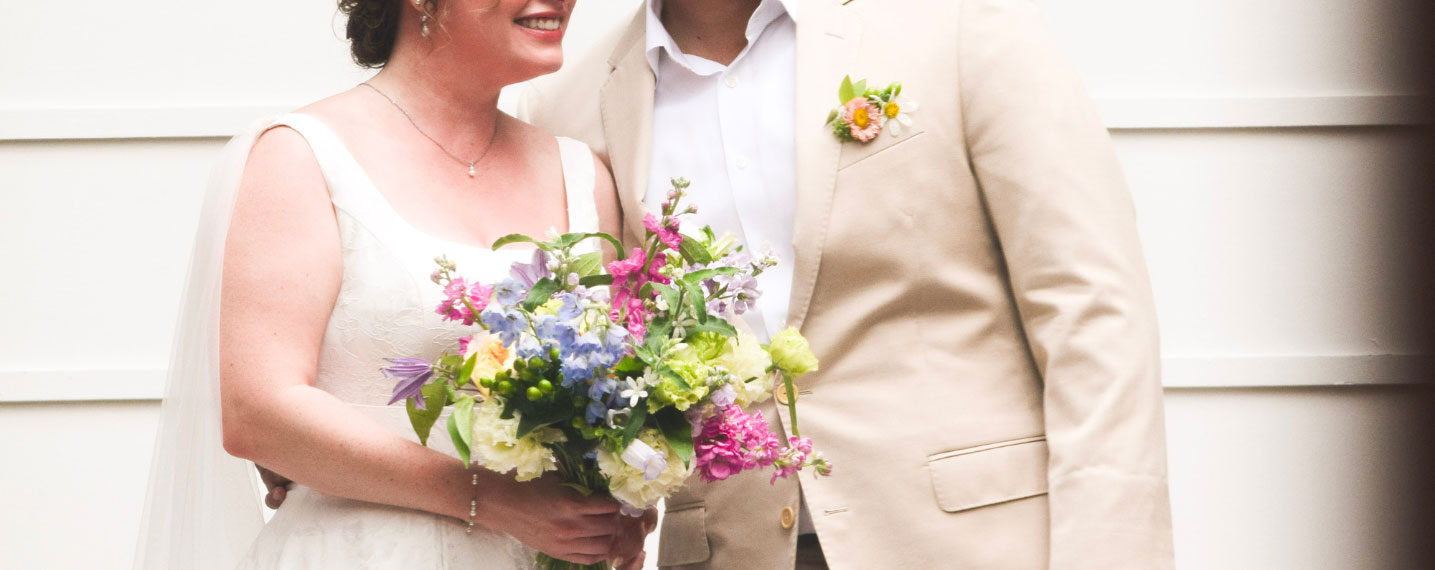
[133,118,274,570]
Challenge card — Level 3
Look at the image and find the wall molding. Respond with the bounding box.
[0,95,1429,141]
[1,354,1427,403]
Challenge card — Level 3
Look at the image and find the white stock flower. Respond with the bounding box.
[714,333,774,407]
[470,397,565,482]
[597,429,693,510]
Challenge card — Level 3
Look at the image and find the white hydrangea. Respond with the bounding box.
[597,429,693,510]
[470,397,565,482]
[714,333,773,407]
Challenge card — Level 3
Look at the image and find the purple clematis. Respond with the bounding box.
[510,248,552,287]
[383,358,434,410]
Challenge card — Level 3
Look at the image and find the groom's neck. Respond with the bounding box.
[660,0,762,66]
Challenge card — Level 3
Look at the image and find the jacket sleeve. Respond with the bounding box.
[957,1,1174,568]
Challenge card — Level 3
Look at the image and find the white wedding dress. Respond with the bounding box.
[134,112,601,570]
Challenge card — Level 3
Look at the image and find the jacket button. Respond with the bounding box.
[780,506,796,529]
[775,389,790,406]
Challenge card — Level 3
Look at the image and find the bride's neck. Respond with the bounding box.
[365,36,505,149]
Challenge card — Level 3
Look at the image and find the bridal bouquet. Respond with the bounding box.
[384,178,831,570]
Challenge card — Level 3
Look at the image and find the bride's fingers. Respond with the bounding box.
[568,496,622,516]
[264,486,286,509]
[560,535,616,559]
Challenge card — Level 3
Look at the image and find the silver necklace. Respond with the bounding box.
[360,82,497,177]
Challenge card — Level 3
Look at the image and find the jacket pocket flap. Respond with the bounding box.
[657,505,710,566]
[927,436,1048,513]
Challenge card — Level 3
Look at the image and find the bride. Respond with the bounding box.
[134,0,653,568]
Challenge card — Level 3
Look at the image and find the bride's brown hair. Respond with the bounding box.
[339,0,404,68]
[339,0,505,68]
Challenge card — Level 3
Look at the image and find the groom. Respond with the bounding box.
[518,0,1174,568]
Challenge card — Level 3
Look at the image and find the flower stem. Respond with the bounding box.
[781,372,800,438]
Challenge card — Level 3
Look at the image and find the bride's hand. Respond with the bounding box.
[473,472,624,565]
[609,507,658,570]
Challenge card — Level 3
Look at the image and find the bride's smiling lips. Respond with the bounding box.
[514,11,567,41]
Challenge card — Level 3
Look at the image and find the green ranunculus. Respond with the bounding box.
[768,327,819,377]
[685,331,729,362]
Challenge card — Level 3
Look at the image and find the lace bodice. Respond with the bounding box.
[270,113,600,407]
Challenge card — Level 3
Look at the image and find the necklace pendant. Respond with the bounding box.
[467,162,476,177]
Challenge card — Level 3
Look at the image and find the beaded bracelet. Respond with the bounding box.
[466,470,478,534]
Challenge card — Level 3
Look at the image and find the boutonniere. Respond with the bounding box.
[825,75,918,143]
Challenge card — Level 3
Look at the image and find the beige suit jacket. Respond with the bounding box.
[520,1,1174,568]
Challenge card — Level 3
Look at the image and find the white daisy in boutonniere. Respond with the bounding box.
[825,75,916,143]
[881,93,918,137]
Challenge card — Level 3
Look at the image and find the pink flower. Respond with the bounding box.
[842,97,884,142]
[643,213,684,251]
[694,406,782,482]
[436,278,492,326]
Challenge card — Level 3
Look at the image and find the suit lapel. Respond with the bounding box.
[787,0,862,331]
[599,9,657,245]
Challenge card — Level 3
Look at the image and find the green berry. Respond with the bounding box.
[496,380,513,394]
[479,377,495,389]
[538,379,554,393]
[526,387,543,401]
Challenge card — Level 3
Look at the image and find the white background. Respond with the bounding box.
[1,1,1430,569]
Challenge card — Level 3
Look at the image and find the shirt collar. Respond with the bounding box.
[645,0,797,75]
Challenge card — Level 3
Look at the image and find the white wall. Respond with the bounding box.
[1,1,1429,569]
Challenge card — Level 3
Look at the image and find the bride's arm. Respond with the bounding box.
[219,127,621,565]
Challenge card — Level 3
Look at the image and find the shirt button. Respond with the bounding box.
[735,156,749,170]
[724,74,739,88]
[780,506,796,529]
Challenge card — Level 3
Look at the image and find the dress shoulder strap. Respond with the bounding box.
[556,136,601,235]
[263,113,402,229]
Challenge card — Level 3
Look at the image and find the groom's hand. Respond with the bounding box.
[609,507,658,570]
[256,464,293,509]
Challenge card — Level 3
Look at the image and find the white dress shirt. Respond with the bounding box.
[644,0,817,536]
[644,0,797,344]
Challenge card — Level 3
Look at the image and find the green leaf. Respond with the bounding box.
[406,382,449,446]
[579,274,613,287]
[682,267,740,284]
[853,78,868,98]
[570,251,605,278]
[655,408,694,466]
[678,234,712,265]
[650,283,681,315]
[659,366,690,390]
[515,404,570,439]
[613,356,645,375]
[825,109,840,125]
[560,482,595,496]
[456,353,477,389]
[522,277,561,311]
[620,402,649,450]
[447,395,476,465]
[491,234,540,250]
[644,318,674,353]
[558,232,626,258]
[838,75,854,104]
[687,318,737,338]
[680,278,707,323]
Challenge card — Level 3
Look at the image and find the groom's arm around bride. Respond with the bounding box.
[530,0,1174,567]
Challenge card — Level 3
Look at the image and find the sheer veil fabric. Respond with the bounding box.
[133,119,270,570]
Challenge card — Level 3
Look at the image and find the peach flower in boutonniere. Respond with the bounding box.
[826,75,916,143]
[841,97,884,142]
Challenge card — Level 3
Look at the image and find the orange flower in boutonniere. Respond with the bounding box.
[825,75,918,143]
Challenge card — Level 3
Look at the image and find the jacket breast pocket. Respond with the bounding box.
[656,504,710,566]
[927,435,1049,513]
[837,128,927,171]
